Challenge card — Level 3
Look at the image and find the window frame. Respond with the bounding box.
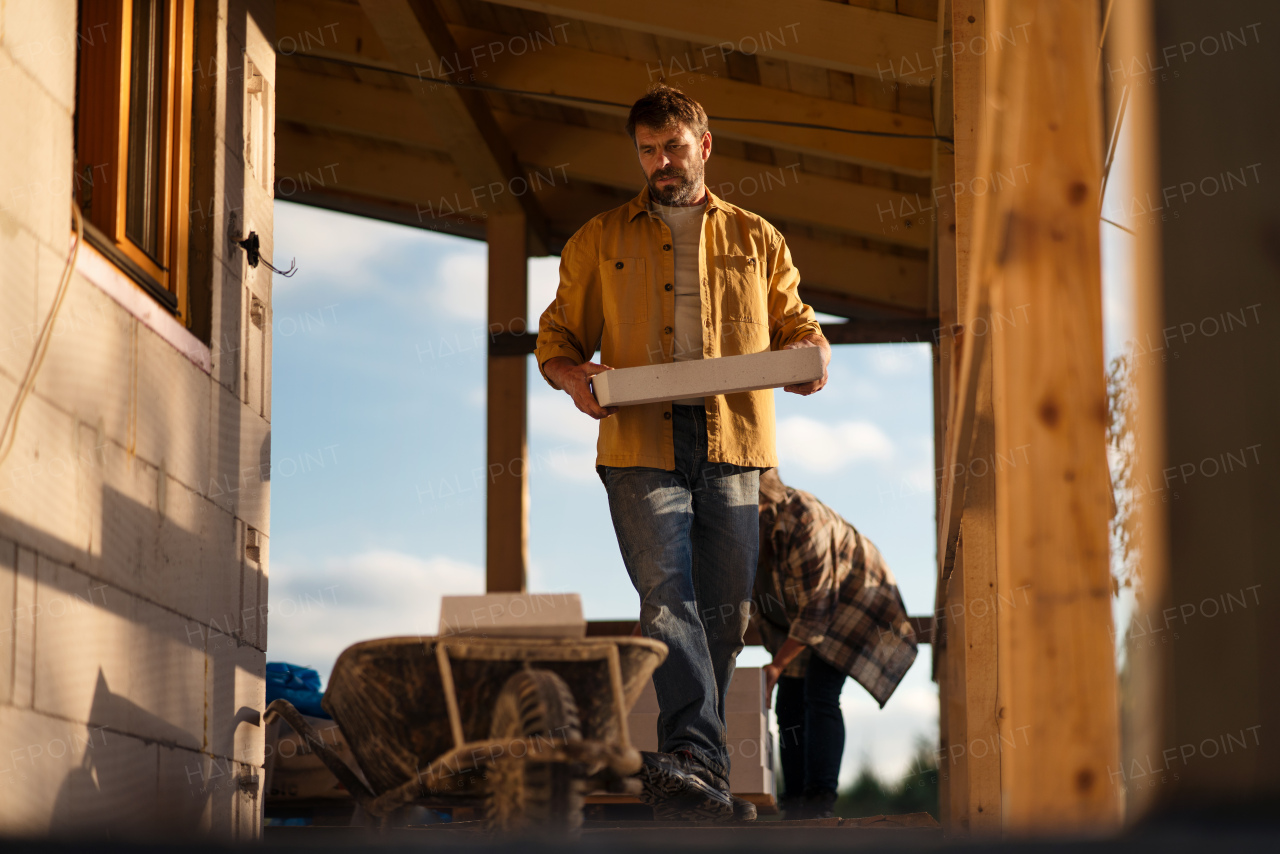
[76,0,195,323]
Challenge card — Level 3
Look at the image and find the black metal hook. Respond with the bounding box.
[237,231,297,277]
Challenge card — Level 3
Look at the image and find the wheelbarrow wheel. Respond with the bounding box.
[485,668,584,834]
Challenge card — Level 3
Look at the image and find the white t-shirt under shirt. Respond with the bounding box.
[652,199,708,405]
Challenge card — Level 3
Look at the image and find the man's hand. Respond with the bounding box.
[783,334,831,395]
[764,663,783,710]
[543,356,619,420]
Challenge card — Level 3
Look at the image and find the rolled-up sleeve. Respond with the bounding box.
[535,222,604,389]
[764,229,822,351]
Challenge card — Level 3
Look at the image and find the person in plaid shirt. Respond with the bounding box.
[753,469,918,818]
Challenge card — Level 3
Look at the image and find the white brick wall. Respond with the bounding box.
[0,0,272,839]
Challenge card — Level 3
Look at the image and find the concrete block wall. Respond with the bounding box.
[0,0,274,839]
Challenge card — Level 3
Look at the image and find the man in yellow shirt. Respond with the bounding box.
[535,84,829,820]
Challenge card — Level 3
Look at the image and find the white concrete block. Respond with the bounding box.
[205,636,266,763]
[30,278,133,451]
[726,711,767,742]
[0,222,37,383]
[1,0,78,113]
[729,762,775,797]
[33,558,206,750]
[0,58,63,241]
[627,711,659,751]
[135,324,213,494]
[727,667,767,715]
[0,537,16,705]
[593,347,823,407]
[632,679,659,713]
[438,592,585,638]
[208,380,271,533]
[12,546,37,707]
[157,745,216,835]
[0,705,157,838]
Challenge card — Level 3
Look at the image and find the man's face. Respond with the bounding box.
[634,122,712,206]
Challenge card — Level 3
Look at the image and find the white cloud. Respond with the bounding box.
[433,252,487,321]
[528,256,562,325]
[777,416,894,473]
[529,392,600,483]
[271,201,437,295]
[266,549,485,684]
[871,344,931,377]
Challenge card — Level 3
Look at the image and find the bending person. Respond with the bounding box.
[754,468,918,819]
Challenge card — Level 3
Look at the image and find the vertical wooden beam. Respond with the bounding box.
[1107,0,1166,825]
[486,213,529,592]
[951,0,1002,835]
[985,0,1120,832]
[944,557,971,832]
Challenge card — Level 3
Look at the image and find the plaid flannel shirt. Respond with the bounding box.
[754,486,917,707]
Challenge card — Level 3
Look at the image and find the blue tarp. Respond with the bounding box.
[265,662,330,719]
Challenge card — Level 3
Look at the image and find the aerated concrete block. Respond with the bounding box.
[438,593,585,638]
[592,347,824,407]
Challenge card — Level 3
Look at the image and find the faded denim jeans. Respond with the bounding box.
[600,404,760,781]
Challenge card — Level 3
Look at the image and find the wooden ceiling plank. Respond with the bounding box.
[277,122,928,312]
[278,61,930,248]
[484,0,938,83]
[355,0,552,253]
[446,25,934,176]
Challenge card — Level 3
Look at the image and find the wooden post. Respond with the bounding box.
[951,0,1003,835]
[486,213,529,592]
[943,559,971,830]
[984,0,1120,832]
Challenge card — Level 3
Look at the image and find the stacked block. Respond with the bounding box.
[627,667,776,797]
[437,593,585,638]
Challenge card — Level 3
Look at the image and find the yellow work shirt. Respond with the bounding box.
[535,186,822,471]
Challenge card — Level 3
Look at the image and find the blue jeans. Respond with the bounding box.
[776,652,847,797]
[600,404,760,781]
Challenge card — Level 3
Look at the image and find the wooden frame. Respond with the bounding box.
[75,0,194,321]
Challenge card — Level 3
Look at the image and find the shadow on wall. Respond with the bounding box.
[0,477,266,836]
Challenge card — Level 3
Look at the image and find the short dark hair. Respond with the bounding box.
[625,83,709,142]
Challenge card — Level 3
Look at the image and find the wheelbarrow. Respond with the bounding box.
[264,635,667,832]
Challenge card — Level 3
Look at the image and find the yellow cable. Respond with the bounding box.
[0,200,85,469]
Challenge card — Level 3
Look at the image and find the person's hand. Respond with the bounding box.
[783,334,830,395]
[764,663,782,710]
[544,356,619,420]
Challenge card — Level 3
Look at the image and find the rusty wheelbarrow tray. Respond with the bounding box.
[264,635,667,830]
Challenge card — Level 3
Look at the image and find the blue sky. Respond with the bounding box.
[267,198,946,785]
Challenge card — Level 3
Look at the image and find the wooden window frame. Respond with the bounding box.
[75,0,194,323]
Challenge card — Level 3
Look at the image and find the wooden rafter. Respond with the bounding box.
[488,0,938,83]
[276,63,930,250]
[356,0,552,253]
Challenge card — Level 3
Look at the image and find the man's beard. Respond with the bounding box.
[647,159,705,206]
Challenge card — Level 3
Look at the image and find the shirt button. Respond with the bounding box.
[665,283,673,291]
[663,411,672,420]
[615,261,624,269]
[663,244,671,251]
[664,326,672,334]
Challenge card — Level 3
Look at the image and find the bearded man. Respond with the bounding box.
[535,84,830,821]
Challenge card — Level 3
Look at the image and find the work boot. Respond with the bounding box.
[730,794,758,821]
[636,751,735,822]
[802,788,839,819]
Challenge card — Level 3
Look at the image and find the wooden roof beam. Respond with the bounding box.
[487,0,938,84]
[445,25,935,176]
[355,0,552,254]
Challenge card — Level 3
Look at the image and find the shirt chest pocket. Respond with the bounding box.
[600,257,649,325]
[713,255,766,324]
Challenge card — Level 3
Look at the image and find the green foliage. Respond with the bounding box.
[833,739,939,820]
